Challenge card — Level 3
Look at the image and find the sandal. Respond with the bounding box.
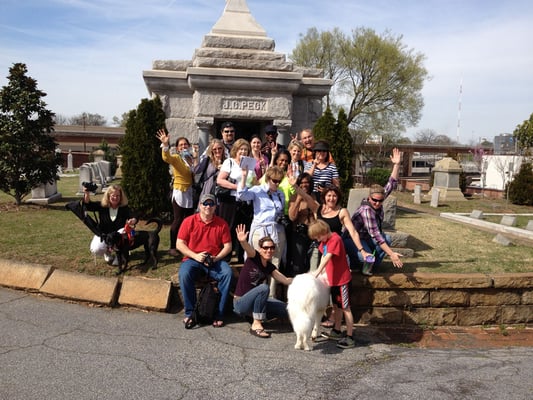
[212,320,224,328]
[249,328,271,338]
[321,319,335,328]
[183,317,196,330]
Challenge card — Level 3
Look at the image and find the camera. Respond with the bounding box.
[295,223,308,235]
[276,214,291,229]
[82,181,98,192]
[204,254,214,268]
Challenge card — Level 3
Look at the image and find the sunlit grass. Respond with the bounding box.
[1,178,532,277]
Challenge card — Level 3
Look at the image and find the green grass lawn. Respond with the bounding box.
[1,176,532,277]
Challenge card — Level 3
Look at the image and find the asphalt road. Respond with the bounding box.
[1,287,532,400]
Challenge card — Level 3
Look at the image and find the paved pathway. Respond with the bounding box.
[1,287,532,400]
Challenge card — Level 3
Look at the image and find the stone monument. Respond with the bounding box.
[428,157,466,202]
[27,180,62,205]
[143,0,332,153]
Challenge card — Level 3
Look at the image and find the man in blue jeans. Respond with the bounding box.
[343,148,404,275]
[177,194,232,328]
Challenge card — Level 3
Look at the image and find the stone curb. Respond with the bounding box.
[440,213,533,242]
[40,269,119,306]
[0,259,53,291]
[118,275,171,312]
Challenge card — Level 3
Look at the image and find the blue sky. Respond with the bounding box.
[1,0,532,144]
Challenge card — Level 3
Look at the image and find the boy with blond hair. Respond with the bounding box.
[308,219,356,349]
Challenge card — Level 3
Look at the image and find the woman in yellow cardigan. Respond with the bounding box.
[157,129,194,257]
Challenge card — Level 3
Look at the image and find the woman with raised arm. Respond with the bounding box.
[233,224,292,338]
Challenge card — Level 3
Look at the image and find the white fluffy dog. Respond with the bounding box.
[287,273,330,351]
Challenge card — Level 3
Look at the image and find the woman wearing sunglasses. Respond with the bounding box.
[236,165,287,299]
[344,148,404,274]
[233,225,293,338]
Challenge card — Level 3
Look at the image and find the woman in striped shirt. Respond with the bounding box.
[304,140,339,201]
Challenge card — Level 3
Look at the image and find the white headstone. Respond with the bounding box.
[500,215,517,227]
[526,220,533,232]
[66,150,74,171]
[492,234,513,246]
[28,180,62,205]
[430,188,440,208]
[79,164,92,193]
[470,210,484,219]
[413,184,421,205]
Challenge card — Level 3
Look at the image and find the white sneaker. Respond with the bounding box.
[112,256,119,266]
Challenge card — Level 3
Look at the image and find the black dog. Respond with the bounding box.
[102,218,163,274]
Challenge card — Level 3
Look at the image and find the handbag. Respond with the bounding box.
[215,177,236,202]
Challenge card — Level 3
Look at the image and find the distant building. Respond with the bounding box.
[493,133,515,155]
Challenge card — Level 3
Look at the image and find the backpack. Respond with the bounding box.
[193,280,221,325]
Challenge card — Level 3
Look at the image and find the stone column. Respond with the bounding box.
[273,119,293,146]
[195,117,214,155]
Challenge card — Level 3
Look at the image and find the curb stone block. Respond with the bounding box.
[118,276,171,312]
[0,259,53,291]
[40,269,118,305]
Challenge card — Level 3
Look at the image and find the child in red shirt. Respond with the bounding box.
[309,219,356,349]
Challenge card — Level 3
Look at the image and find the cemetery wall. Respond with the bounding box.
[350,272,533,326]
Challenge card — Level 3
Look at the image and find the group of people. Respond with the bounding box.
[83,122,404,346]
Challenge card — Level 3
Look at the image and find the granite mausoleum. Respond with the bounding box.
[142,0,332,152]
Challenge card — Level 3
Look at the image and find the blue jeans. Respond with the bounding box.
[179,258,232,320]
[343,234,391,271]
[233,283,288,321]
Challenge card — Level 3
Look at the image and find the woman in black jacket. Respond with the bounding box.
[83,184,134,264]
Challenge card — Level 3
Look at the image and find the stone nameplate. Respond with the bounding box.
[222,98,267,112]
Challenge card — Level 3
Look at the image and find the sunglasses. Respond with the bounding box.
[261,245,276,250]
[271,179,281,184]
[370,197,384,203]
[202,201,216,207]
[223,130,234,133]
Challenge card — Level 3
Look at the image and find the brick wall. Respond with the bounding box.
[351,272,533,326]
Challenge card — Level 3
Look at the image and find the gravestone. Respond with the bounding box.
[98,160,112,182]
[66,149,74,172]
[526,220,533,232]
[27,180,62,205]
[93,149,105,163]
[492,233,513,246]
[382,196,397,231]
[78,162,106,194]
[115,155,123,178]
[346,188,369,216]
[428,157,466,201]
[413,184,421,205]
[430,188,440,208]
[470,210,484,219]
[500,215,517,227]
[78,164,92,192]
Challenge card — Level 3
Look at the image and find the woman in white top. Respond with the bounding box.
[216,138,256,262]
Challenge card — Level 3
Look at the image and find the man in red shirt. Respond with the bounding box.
[177,194,232,328]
